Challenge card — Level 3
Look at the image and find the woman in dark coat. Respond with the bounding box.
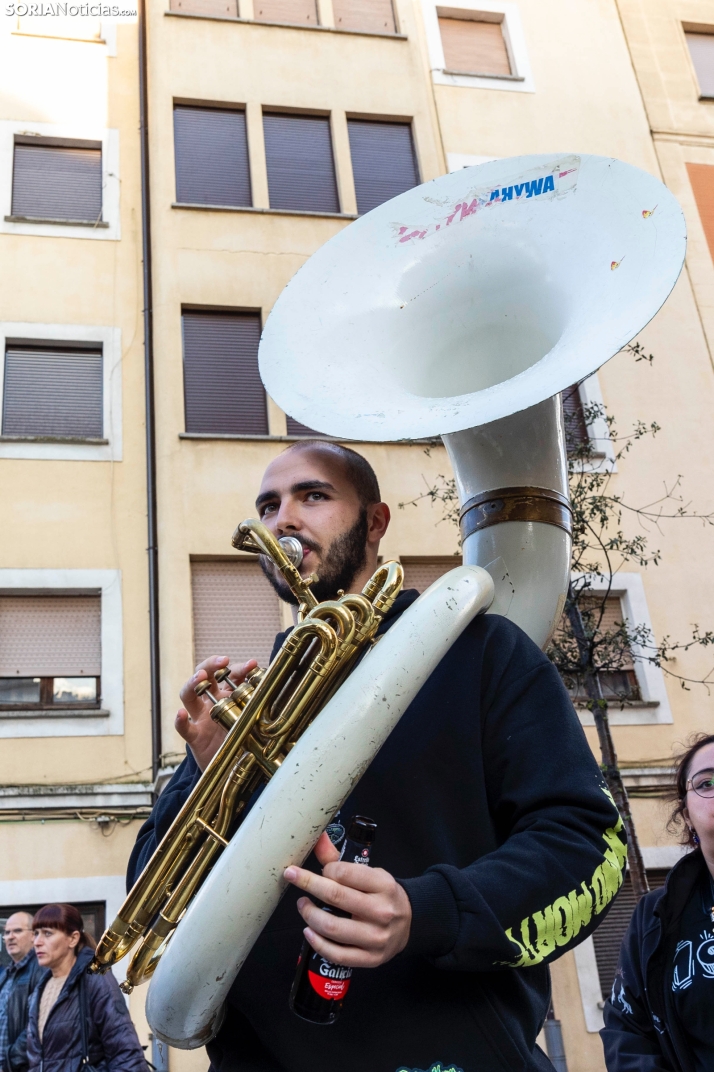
[26,904,146,1072]
[601,733,714,1072]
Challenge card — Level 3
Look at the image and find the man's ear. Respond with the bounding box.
[367,502,390,546]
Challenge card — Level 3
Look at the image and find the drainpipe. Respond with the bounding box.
[138,0,162,789]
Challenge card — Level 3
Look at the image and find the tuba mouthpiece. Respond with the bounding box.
[278,536,304,568]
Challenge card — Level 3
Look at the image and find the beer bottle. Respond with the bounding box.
[289,815,377,1025]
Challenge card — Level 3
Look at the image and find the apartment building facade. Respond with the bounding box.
[1,1,714,1069]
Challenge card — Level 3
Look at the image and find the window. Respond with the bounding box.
[11,136,102,224]
[183,311,267,435]
[174,106,252,208]
[438,11,511,76]
[557,594,641,703]
[2,344,103,440]
[0,901,105,969]
[254,0,318,23]
[687,163,714,263]
[192,560,282,668]
[401,558,461,592]
[592,869,668,1000]
[562,383,589,454]
[685,28,714,98]
[263,114,339,214]
[0,594,101,713]
[332,0,396,34]
[347,120,419,214]
[286,414,320,435]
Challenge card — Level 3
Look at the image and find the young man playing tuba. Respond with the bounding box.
[129,439,626,1072]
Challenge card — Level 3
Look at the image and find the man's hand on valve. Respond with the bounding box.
[176,655,258,772]
[284,831,413,968]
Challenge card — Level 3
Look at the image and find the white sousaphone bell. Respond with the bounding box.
[261,152,686,648]
[146,154,685,1048]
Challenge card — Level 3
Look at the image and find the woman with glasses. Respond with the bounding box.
[602,733,714,1072]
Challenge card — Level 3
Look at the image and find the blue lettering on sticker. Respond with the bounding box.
[513,183,525,197]
[543,174,555,192]
[526,178,543,197]
[489,189,500,201]
[501,186,513,201]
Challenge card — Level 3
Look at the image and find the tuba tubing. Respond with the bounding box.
[146,564,495,1048]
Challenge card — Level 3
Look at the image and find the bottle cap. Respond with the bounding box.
[345,815,377,846]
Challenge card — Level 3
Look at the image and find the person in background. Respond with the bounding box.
[26,904,146,1072]
[602,732,714,1072]
[0,912,42,1072]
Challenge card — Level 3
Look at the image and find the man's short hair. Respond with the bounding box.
[284,440,381,508]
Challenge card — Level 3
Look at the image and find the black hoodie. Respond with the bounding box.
[129,593,626,1072]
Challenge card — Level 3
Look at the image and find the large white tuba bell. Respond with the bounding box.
[146,154,685,1048]
[260,153,686,647]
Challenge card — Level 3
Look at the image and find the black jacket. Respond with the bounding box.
[129,596,627,1072]
[26,947,146,1072]
[601,849,705,1072]
[1,953,43,1072]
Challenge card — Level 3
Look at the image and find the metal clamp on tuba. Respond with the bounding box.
[90,520,404,992]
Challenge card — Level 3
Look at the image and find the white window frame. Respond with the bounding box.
[12,20,119,56]
[574,845,689,1031]
[0,569,123,739]
[0,322,122,461]
[572,373,616,471]
[0,120,120,241]
[0,874,125,982]
[421,0,535,92]
[573,572,672,727]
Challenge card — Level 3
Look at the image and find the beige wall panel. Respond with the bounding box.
[550,953,606,1072]
[434,0,658,170]
[0,818,141,881]
[0,24,151,784]
[617,0,714,138]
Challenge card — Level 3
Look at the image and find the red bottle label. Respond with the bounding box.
[307,960,352,1000]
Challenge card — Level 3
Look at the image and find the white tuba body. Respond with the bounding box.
[146,154,685,1046]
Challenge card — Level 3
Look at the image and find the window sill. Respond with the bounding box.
[5,215,109,228]
[166,10,407,39]
[172,202,357,220]
[0,435,108,445]
[442,68,524,82]
[573,699,659,709]
[179,432,443,444]
[0,708,109,720]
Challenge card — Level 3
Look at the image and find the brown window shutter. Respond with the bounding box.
[169,0,237,15]
[285,414,320,435]
[401,557,461,593]
[438,17,511,76]
[332,0,395,34]
[254,0,317,23]
[191,560,282,668]
[263,114,339,214]
[12,142,102,222]
[3,346,103,438]
[685,32,714,98]
[182,311,268,435]
[562,384,589,453]
[174,106,251,207]
[687,163,714,262]
[592,869,669,1000]
[347,120,419,215]
[0,595,101,677]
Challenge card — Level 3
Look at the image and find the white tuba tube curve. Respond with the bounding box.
[146,565,494,1048]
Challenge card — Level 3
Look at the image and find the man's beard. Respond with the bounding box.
[260,510,369,606]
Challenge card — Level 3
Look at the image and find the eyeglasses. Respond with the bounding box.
[2,928,31,939]
[686,769,714,798]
